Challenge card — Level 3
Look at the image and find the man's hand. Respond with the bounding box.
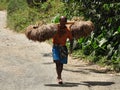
[69,48,72,54]
[69,39,74,55]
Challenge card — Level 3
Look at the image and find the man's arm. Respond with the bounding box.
[66,21,75,24]
[66,21,75,28]
[69,39,74,54]
[67,21,75,54]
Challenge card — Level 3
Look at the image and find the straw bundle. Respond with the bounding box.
[70,20,94,39]
[25,20,94,42]
[36,24,58,42]
[25,24,58,42]
[25,25,38,41]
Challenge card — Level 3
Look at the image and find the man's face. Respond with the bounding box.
[60,18,67,26]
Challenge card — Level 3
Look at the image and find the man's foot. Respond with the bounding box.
[57,78,63,84]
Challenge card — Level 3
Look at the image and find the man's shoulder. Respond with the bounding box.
[66,27,71,33]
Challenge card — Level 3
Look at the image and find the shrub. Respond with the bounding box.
[7,0,65,32]
[61,0,120,72]
[0,0,8,10]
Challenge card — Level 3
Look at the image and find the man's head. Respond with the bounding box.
[59,16,67,26]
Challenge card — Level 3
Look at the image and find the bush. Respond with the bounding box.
[7,0,65,32]
[61,0,120,72]
[0,0,8,10]
[7,0,29,32]
[7,0,43,32]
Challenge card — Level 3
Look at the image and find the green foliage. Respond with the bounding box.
[7,0,65,32]
[26,0,47,7]
[51,14,60,23]
[61,0,120,72]
[7,0,30,32]
[0,0,8,10]
[27,0,65,23]
[7,0,29,15]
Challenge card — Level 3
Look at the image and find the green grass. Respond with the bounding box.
[0,0,8,10]
[7,0,65,32]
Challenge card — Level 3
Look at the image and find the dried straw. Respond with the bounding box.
[25,24,58,42]
[25,25,37,41]
[25,20,94,42]
[70,20,94,39]
[36,24,58,42]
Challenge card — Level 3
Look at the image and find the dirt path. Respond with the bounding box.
[0,11,120,90]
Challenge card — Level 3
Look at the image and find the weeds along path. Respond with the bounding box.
[0,10,120,90]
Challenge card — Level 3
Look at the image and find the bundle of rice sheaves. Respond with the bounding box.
[25,24,58,42]
[25,20,94,42]
[25,25,38,41]
[70,20,94,39]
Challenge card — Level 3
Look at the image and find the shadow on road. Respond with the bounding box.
[82,81,115,86]
[42,62,54,65]
[44,82,78,87]
[44,81,115,87]
[63,67,111,74]
[63,68,90,74]
[41,52,52,57]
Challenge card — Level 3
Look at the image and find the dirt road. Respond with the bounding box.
[0,11,120,90]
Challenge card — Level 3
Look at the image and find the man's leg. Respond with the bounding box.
[55,61,63,84]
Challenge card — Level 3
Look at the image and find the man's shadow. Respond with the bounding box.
[44,81,115,87]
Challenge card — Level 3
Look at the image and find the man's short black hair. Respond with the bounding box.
[59,16,67,22]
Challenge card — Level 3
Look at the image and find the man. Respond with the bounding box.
[52,16,74,84]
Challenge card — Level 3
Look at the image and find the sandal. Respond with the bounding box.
[57,78,63,84]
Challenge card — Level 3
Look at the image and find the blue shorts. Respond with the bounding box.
[52,45,68,64]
